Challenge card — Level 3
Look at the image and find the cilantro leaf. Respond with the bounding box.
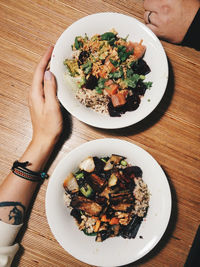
[109,59,120,67]
[144,81,153,89]
[95,78,106,94]
[74,36,83,50]
[125,74,141,88]
[117,45,133,62]
[100,32,116,45]
[82,61,92,74]
[109,67,124,79]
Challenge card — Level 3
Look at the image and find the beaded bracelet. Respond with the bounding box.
[11,160,48,182]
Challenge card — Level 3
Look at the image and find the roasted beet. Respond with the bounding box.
[85,74,98,89]
[70,208,82,224]
[108,100,126,117]
[93,156,105,173]
[131,59,151,75]
[124,94,140,111]
[78,51,89,65]
[134,80,148,96]
[119,215,142,239]
[123,166,143,178]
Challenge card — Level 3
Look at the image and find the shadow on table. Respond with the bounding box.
[11,105,73,267]
[123,169,178,267]
[97,58,174,136]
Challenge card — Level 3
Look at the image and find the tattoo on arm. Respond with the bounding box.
[0,201,26,225]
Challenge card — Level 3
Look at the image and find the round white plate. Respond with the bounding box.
[50,12,168,129]
[45,138,171,267]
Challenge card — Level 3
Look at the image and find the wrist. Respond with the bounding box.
[20,137,57,172]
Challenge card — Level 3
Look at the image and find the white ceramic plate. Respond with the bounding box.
[46,138,171,267]
[50,13,168,129]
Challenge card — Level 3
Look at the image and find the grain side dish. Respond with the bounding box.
[64,29,152,117]
[63,155,150,242]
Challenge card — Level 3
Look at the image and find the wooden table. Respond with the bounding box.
[0,1,199,266]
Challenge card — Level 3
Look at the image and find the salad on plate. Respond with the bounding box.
[64,29,152,117]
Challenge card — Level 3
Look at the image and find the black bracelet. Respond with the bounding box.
[11,160,48,182]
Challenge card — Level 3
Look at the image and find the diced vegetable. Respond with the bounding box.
[75,172,84,179]
[105,82,119,96]
[111,92,126,107]
[89,173,106,192]
[121,160,128,166]
[101,215,110,222]
[80,184,93,198]
[64,59,79,77]
[63,172,79,193]
[110,154,124,164]
[82,60,92,74]
[108,173,118,187]
[109,217,119,225]
[93,219,101,232]
[79,157,95,172]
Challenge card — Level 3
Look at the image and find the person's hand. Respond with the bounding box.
[143,0,200,44]
[29,46,63,147]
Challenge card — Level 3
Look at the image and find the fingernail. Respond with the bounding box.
[44,70,52,80]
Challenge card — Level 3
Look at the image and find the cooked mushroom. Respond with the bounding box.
[71,196,102,216]
[108,173,118,187]
[63,172,79,193]
[79,157,95,172]
[104,154,124,171]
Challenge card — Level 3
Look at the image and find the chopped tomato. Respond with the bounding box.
[101,215,110,222]
[111,92,126,107]
[105,83,119,96]
[99,69,107,78]
[126,40,146,59]
[105,79,113,87]
[109,217,119,225]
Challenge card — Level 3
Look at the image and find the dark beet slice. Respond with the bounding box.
[119,215,143,239]
[108,100,123,117]
[134,80,147,96]
[70,208,82,224]
[124,94,140,111]
[93,156,105,173]
[85,75,98,89]
[78,51,89,65]
[123,166,143,178]
[131,59,151,75]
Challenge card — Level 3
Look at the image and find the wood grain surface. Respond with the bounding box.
[0,0,200,266]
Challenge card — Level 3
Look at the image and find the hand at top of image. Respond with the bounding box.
[143,0,200,44]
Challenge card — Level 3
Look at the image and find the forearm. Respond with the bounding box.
[0,138,56,225]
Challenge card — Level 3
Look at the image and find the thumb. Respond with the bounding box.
[43,70,58,104]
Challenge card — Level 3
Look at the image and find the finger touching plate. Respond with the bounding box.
[50,13,168,129]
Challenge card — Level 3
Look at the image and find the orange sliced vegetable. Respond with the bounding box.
[111,92,126,107]
[101,215,110,222]
[99,69,107,78]
[104,79,113,87]
[109,217,119,225]
[105,83,119,96]
[93,219,101,232]
[126,40,146,59]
